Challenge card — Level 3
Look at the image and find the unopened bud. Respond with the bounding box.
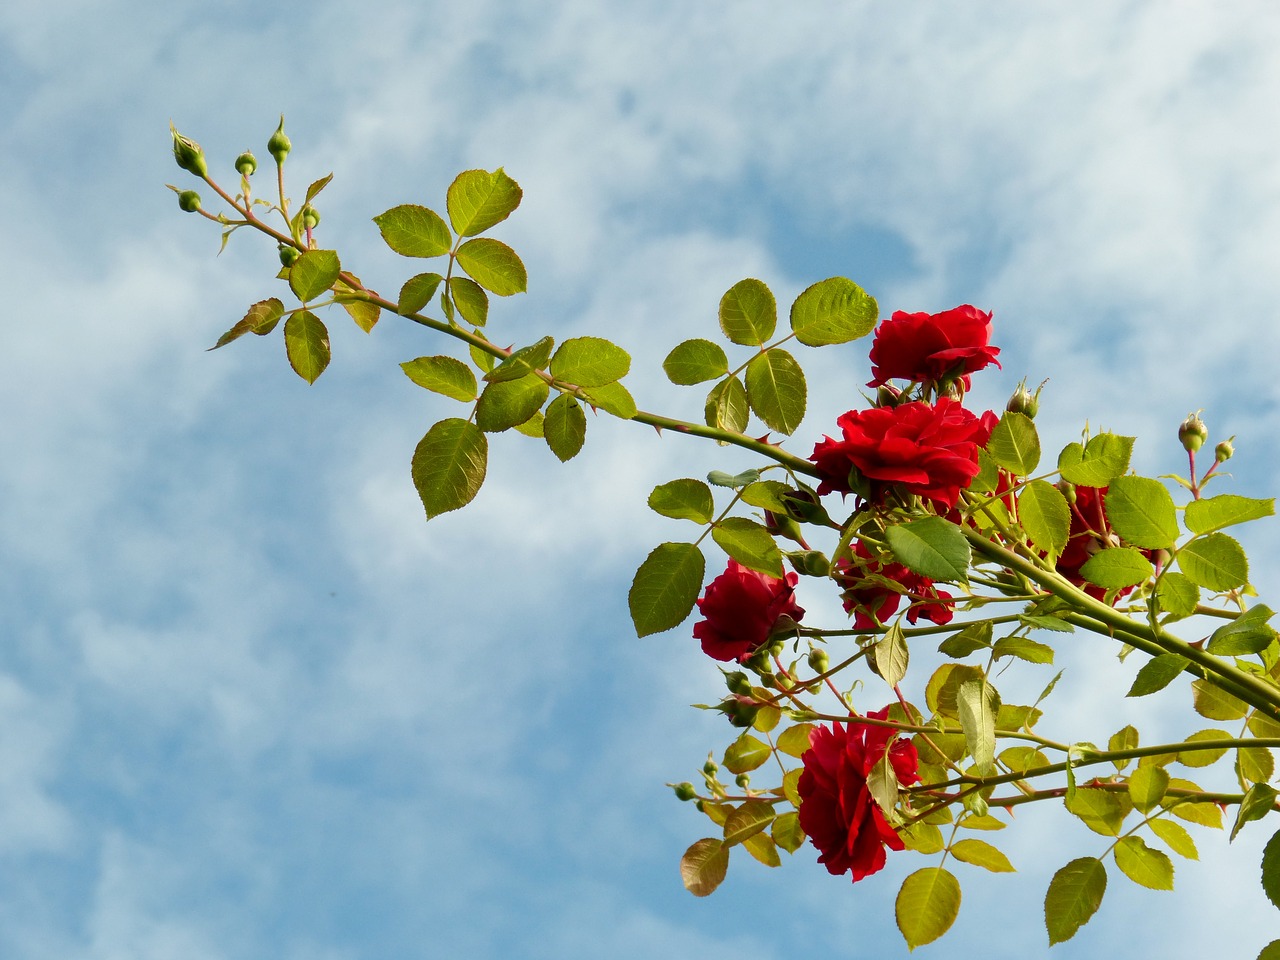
[673,782,697,801]
[807,648,830,674]
[268,116,291,165]
[301,204,320,229]
[725,699,759,728]
[723,670,752,696]
[177,190,202,213]
[875,384,902,407]
[1006,378,1040,419]
[703,758,719,777]
[1215,437,1235,463]
[1057,479,1077,505]
[235,151,257,176]
[278,244,302,268]
[1179,412,1208,453]
[787,550,830,577]
[734,773,751,789]
[765,510,805,545]
[170,124,208,178]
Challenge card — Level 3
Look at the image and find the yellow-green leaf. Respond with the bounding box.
[949,838,1015,873]
[411,418,487,519]
[455,237,527,296]
[680,838,728,897]
[1044,857,1107,946]
[895,867,961,950]
[283,310,330,384]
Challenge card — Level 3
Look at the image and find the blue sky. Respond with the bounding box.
[3,2,1280,957]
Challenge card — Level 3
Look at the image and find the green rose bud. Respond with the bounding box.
[268,116,291,165]
[726,700,759,728]
[702,759,719,777]
[1215,437,1235,463]
[807,647,830,674]
[301,204,320,229]
[1006,378,1042,419]
[1178,412,1208,453]
[235,151,258,176]
[278,244,302,267]
[177,190,202,213]
[723,670,752,696]
[673,782,698,801]
[170,123,208,178]
[875,384,902,408]
[734,773,751,789]
[764,509,805,545]
[786,550,830,577]
[1057,479,1076,505]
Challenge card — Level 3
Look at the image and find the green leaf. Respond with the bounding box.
[895,867,961,950]
[1108,724,1139,771]
[1262,829,1280,910]
[486,336,555,383]
[1065,787,1127,836]
[718,278,777,346]
[1154,573,1199,621]
[580,381,637,419]
[283,310,330,383]
[957,677,998,775]
[469,342,495,373]
[874,622,909,689]
[1149,818,1198,859]
[1185,493,1275,534]
[938,621,993,658]
[629,542,705,637]
[926,663,984,719]
[744,349,806,435]
[288,249,340,303]
[209,298,284,350]
[776,723,816,759]
[446,168,522,236]
[1017,614,1074,634]
[304,173,333,204]
[663,339,730,385]
[1057,433,1134,487]
[335,278,380,333]
[1127,653,1189,697]
[543,394,586,462]
[739,480,791,513]
[648,479,714,524]
[723,735,771,775]
[474,375,549,433]
[707,469,761,489]
[1114,836,1173,891]
[1128,766,1169,812]
[986,412,1040,475]
[950,838,1015,873]
[1044,857,1107,945]
[1259,940,1280,960]
[999,745,1048,773]
[398,272,444,315]
[1079,546,1152,589]
[992,636,1055,665]
[550,337,632,387]
[742,830,781,867]
[1231,783,1279,841]
[723,798,776,846]
[1177,728,1232,767]
[455,238,527,296]
[900,821,946,854]
[680,838,728,897]
[885,517,971,583]
[513,411,543,439]
[1207,604,1277,656]
[411,418,487,519]
[789,277,878,347]
[1177,532,1248,591]
[373,204,452,258]
[1104,476,1179,549]
[400,356,478,402]
[1018,480,1071,561]
[711,517,783,578]
[1239,746,1275,785]
[704,376,750,434]
[1192,680,1249,722]
[448,277,489,327]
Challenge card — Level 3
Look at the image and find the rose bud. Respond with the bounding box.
[724,699,760,728]
[301,204,321,229]
[177,190,202,213]
[235,151,258,177]
[1056,479,1077,505]
[875,384,902,408]
[703,758,719,777]
[1179,412,1208,453]
[734,773,751,789]
[764,509,805,545]
[1215,437,1235,463]
[1006,379,1040,419]
[673,782,698,801]
[268,116,291,165]
[723,670,753,696]
[787,550,830,577]
[170,124,208,178]
[808,647,830,674]
[278,244,302,267]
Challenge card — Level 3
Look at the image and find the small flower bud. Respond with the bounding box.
[1215,437,1235,463]
[1006,378,1040,419]
[278,244,302,268]
[702,758,719,777]
[764,510,805,545]
[734,773,751,789]
[1057,479,1076,505]
[177,190,202,213]
[875,384,902,407]
[673,782,697,801]
[301,204,320,229]
[723,670,752,696]
[787,550,830,577]
[1179,412,1208,453]
[807,648,830,674]
[235,151,257,176]
[268,116,291,165]
[725,699,759,728]
[170,123,208,178]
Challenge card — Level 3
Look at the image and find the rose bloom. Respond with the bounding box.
[867,305,1001,389]
[692,559,805,662]
[838,541,954,630]
[1055,484,1151,603]
[809,398,998,509]
[798,710,920,882]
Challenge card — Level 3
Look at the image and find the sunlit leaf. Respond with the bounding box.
[629,542,705,637]
[895,867,961,949]
[719,278,777,346]
[283,310,330,383]
[1044,857,1107,946]
[373,204,452,258]
[411,418,487,519]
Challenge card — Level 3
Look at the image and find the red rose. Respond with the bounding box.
[1055,485,1151,603]
[809,398,998,509]
[798,711,920,882]
[838,541,954,629]
[693,559,805,662]
[867,305,1001,389]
